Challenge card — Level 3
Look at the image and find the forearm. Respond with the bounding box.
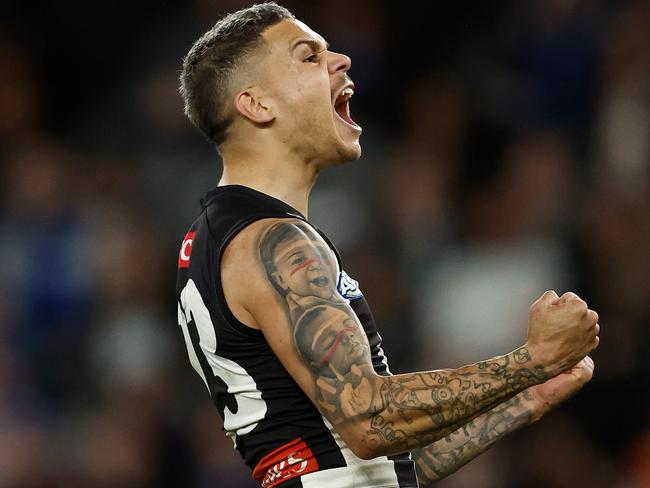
[411,389,543,485]
[360,346,548,456]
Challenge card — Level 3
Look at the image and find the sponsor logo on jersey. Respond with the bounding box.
[253,438,319,488]
[337,270,363,300]
[178,231,196,269]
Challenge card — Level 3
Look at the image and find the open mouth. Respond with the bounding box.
[311,276,330,287]
[334,86,361,132]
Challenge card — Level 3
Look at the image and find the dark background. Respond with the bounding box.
[1,0,649,486]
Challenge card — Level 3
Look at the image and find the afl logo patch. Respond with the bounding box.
[337,270,363,300]
[178,231,196,269]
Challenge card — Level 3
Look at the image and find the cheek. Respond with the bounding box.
[333,348,351,369]
[312,347,327,365]
[293,78,331,115]
[289,273,308,289]
[327,265,337,280]
[282,70,317,103]
[274,269,290,285]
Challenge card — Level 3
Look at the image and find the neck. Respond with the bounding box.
[218,144,319,218]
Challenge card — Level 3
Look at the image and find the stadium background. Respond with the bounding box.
[1,0,649,486]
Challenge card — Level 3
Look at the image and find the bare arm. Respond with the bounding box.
[412,356,595,485]
[222,219,599,459]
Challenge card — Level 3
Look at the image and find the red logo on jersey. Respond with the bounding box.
[253,438,319,488]
[178,231,196,269]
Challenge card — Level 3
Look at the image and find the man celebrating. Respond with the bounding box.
[176,3,599,487]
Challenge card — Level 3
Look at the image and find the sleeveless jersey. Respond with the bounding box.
[176,185,418,487]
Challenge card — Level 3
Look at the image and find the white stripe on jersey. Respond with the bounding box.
[178,303,209,391]
[179,279,268,437]
[300,466,355,487]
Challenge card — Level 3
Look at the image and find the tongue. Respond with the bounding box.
[335,101,357,127]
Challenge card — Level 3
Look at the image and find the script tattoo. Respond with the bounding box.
[361,349,546,454]
[411,390,537,485]
[258,219,548,455]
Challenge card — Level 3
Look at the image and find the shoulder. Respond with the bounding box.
[220,217,340,328]
[222,217,338,280]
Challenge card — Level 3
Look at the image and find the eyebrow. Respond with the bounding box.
[274,242,309,262]
[286,250,304,261]
[291,37,329,53]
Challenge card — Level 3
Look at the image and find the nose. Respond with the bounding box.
[328,51,351,75]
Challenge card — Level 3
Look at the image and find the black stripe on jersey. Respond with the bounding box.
[390,453,419,487]
[304,430,347,472]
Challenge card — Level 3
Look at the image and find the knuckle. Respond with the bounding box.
[569,300,588,316]
[529,304,542,318]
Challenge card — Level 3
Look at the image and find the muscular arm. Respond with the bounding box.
[222,219,597,460]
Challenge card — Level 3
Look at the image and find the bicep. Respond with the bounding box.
[223,219,380,434]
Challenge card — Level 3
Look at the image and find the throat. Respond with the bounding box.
[219,161,317,218]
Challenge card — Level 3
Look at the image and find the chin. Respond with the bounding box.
[324,139,362,167]
[342,141,362,161]
[335,120,363,162]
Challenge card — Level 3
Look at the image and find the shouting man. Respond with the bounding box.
[176,3,599,487]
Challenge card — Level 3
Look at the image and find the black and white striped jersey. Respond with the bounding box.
[176,185,418,487]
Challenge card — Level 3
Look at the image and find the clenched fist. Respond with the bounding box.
[525,290,600,378]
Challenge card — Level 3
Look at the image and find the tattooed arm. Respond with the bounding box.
[412,356,594,484]
[413,391,539,484]
[221,219,600,460]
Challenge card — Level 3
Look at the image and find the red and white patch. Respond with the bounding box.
[178,231,196,269]
[253,438,319,488]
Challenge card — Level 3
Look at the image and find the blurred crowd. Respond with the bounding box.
[1,0,649,487]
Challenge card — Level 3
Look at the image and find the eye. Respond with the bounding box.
[291,256,305,265]
[305,53,319,63]
[321,332,336,349]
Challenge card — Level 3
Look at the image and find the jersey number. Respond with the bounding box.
[178,279,267,439]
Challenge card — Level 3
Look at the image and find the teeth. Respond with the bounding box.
[340,87,354,99]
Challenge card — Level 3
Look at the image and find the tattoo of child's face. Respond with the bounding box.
[261,222,337,300]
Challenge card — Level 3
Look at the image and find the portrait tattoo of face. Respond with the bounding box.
[294,305,374,418]
[294,306,367,376]
[259,221,338,301]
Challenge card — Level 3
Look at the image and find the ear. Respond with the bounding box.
[233,88,275,124]
[271,271,289,292]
